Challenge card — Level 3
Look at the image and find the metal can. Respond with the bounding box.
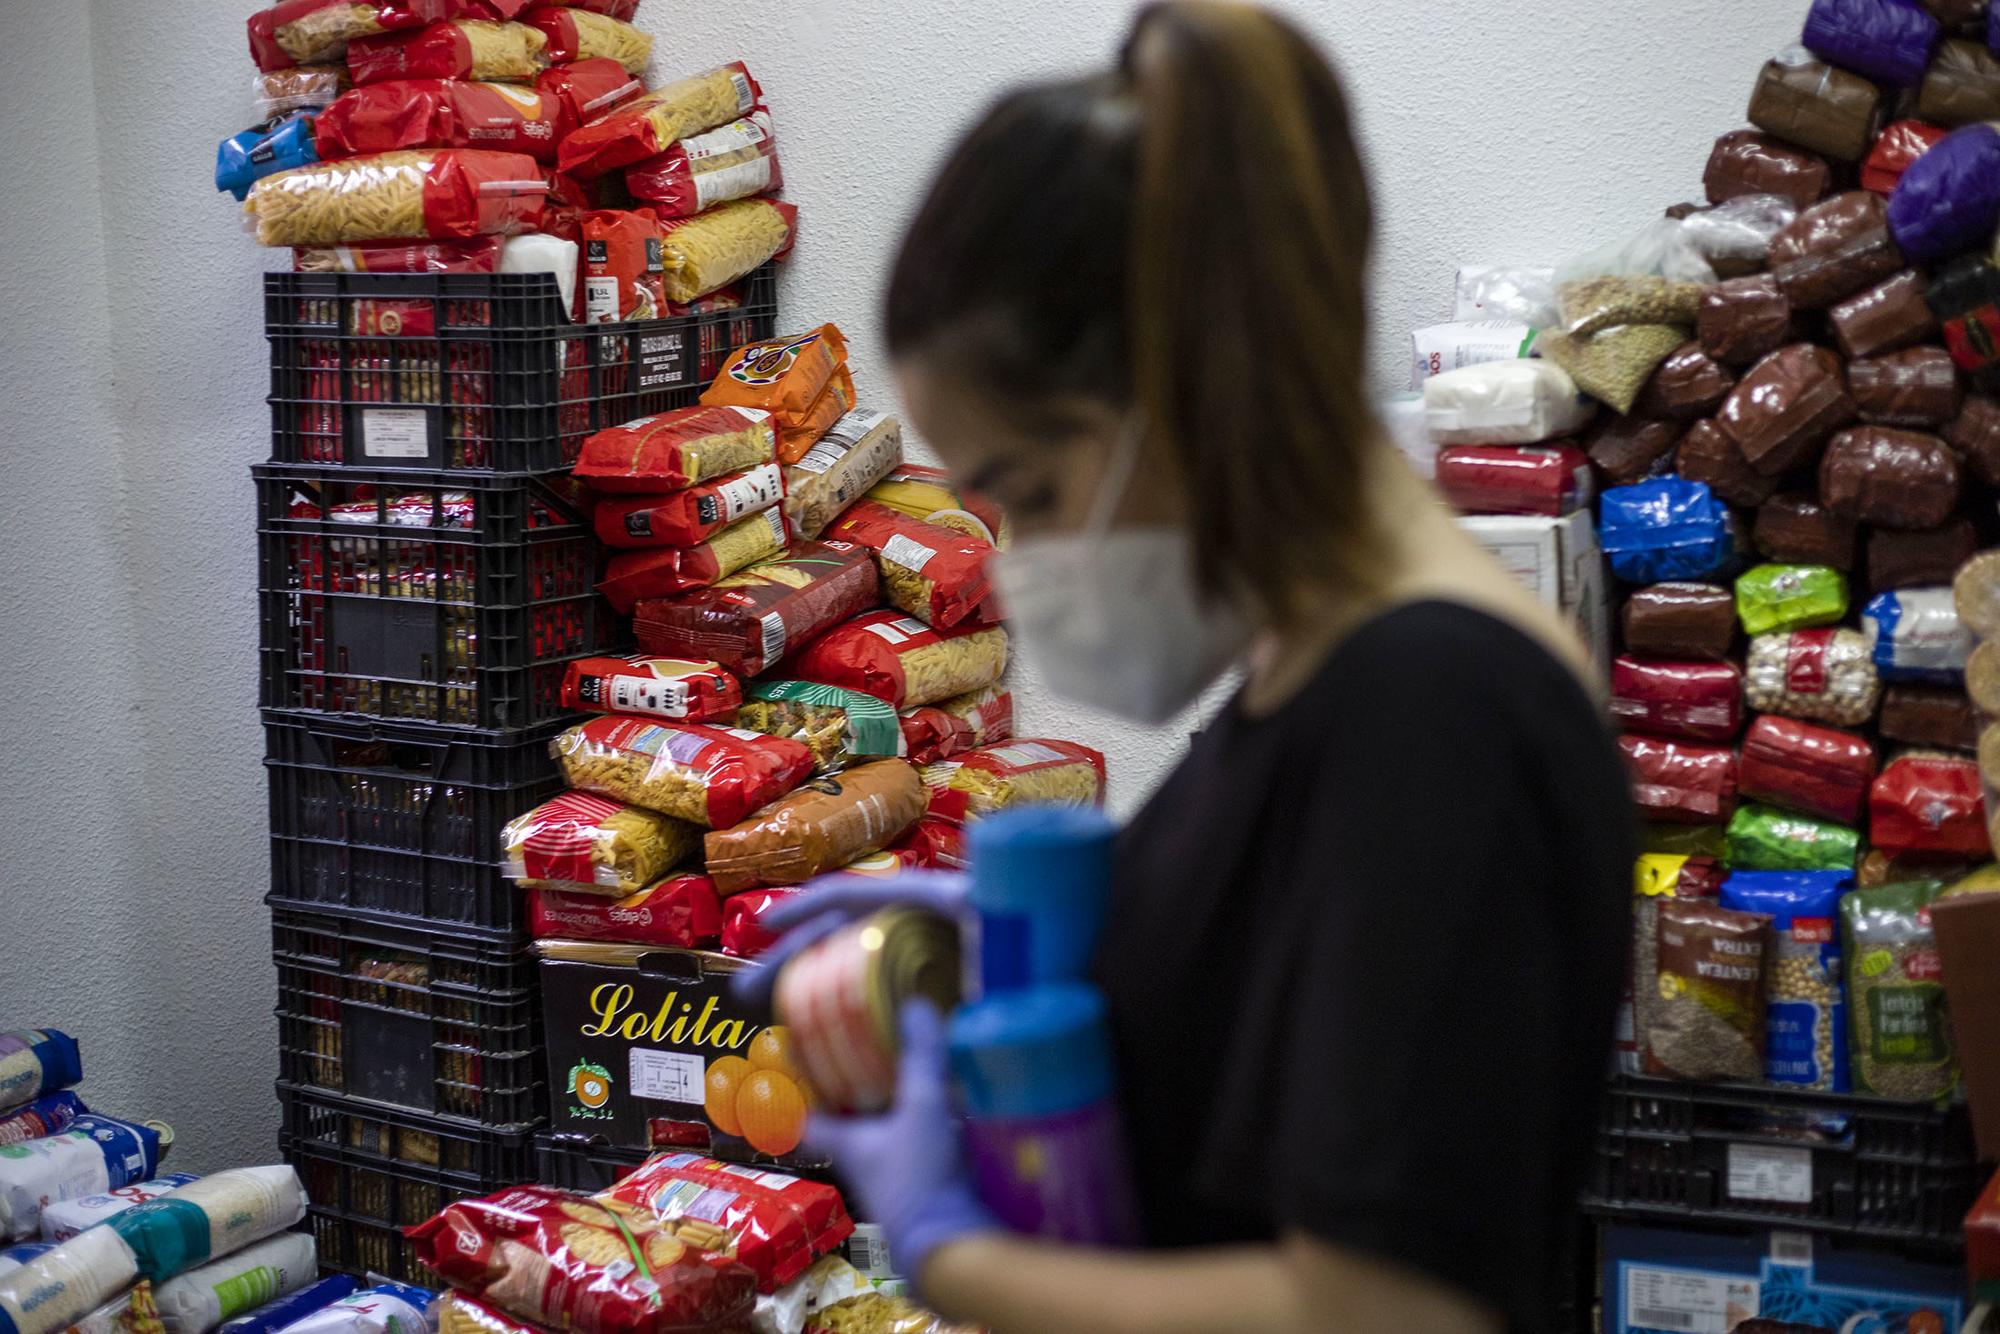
[772,907,960,1113]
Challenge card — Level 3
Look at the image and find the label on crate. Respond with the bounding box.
[638,329,690,391]
[1726,1143,1812,1205]
[1623,1267,1759,1334]
[630,1047,704,1102]
[362,408,430,459]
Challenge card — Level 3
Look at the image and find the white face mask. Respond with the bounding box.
[990,419,1246,724]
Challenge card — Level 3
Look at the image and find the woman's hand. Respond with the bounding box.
[728,870,968,1006]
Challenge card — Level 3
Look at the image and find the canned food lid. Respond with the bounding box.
[948,984,1115,1118]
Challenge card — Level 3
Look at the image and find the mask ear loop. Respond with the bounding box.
[1079,413,1149,548]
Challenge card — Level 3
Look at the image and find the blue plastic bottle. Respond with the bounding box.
[965,806,1117,994]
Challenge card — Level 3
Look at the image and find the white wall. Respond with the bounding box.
[0,0,1803,1167]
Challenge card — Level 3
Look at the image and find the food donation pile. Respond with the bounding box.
[1410,0,2000,1102]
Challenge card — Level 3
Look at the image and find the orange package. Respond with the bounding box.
[573,405,777,492]
[581,207,664,322]
[778,369,857,464]
[703,324,849,426]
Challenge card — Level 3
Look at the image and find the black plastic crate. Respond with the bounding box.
[267,265,777,472]
[265,709,561,941]
[281,1084,535,1288]
[534,1132,652,1193]
[273,907,546,1129]
[1585,1075,1981,1252]
[257,465,623,729]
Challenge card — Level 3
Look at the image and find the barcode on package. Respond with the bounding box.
[729,71,753,110]
[880,534,937,573]
[758,612,785,669]
[1768,1231,1813,1268]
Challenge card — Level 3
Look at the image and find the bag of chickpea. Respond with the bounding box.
[1720,870,1852,1090]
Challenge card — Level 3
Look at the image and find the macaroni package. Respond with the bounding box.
[345,20,549,85]
[594,463,785,548]
[244,150,547,245]
[529,875,725,949]
[865,465,1007,546]
[738,681,902,773]
[635,541,880,678]
[779,370,857,465]
[248,0,447,71]
[581,207,665,322]
[595,1153,856,1294]
[573,406,777,493]
[922,741,1107,824]
[720,888,798,959]
[703,325,847,425]
[705,761,927,892]
[536,57,644,140]
[659,199,799,303]
[559,63,764,178]
[502,791,701,896]
[599,509,790,613]
[554,718,814,827]
[828,501,996,629]
[791,612,1008,710]
[890,816,968,869]
[899,686,1014,766]
[519,8,651,70]
[785,411,904,542]
[560,656,741,722]
[625,112,781,219]
[313,80,561,162]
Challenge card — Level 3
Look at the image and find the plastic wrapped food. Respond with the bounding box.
[1704,127,1835,207]
[574,406,777,493]
[40,1172,200,1242]
[271,1283,435,1334]
[785,411,904,542]
[217,116,319,203]
[899,687,1013,766]
[1727,802,1862,870]
[922,741,1107,824]
[553,718,815,827]
[1749,49,1886,163]
[1635,851,1727,899]
[1842,880,1957,1099]
[596,1154,856,1295]
[1943,395,2000,483]
[519,7,650,69]
[1624,583,1736,660]
[720,888,797,959]
[1745,627,1883,724]
[1610,656,1745,742]
[737,681,902,774]
[658,199,798,304]
[151,1233,318,1334]
[0,1116,164,1240]
[1955,550,2000,640]
[1453,266,1559,326]
[1927,258,2000,392]
[502,791,701,895]
[1754,492,1858,569]
[1873,751,1990,855]
[864,466,1009,546]
[254,65,351,117]
[599,509,790,613]
[1916,37,2000,123]
[1802,0,1943,85]
[313,80,560,162]
[1719,871,1853,1089]
[408,1186,757,1334]
[704,760,927,892]
[1886,123,2000,263]
[559,656,742,723]
[105,1168,307,1285]
[1699,275,1799,368]
[775,369,857,465]
[594,465,784,549]
[0,1032,81,1109]
[1643,900,1770,1082]
[1420,359,1595,444]
[791,612,1008,710]
[1819,426,1962,528]
[0,1092,86,1148]
[216,1275,359,1334]
[1619,734,1740,824]
[1867,518,1977,591]
[1740,715,1878,823]
[243,149,547,245]
[635,540,880,678]
[1597,480,1736,584]
[579,207,665,323]
[530,874,723,947]
[625,112,781,220]
[1829,270,1940,359]
[1768,190,1906,309]
[346,20,548,85]
[1408,321,1536,390]
[1536,324,1688,416]
[1674,418,1778,506]
[1864,586,1974,682]
[1556,274,1707,341]
[248,0,447,71]
[1879,685,1980,750]
[1717,344,1858,474]
[1863,119,1948,193]
[703,326,847,428]
[805,1293,977,1334]
[827,500,996,627]
[1847,347,1963,426]
[891,816,968,871]
[1736,564,1849,636]
[0,1230,143,1334]
[1632,345,1734,423]
[559,63,762,178]
[1682,195,1800,279]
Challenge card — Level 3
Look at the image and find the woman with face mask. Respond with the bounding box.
[744,4,1637,1331]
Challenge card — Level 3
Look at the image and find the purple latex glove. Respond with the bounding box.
[729,869,968,1006]
[806,1000,998,1293]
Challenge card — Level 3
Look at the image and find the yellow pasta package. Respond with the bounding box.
[922,740,1107,823]
[501,790,701,896]
[559,62,764,178]
[658,199,800,304]
[244,150,548,246]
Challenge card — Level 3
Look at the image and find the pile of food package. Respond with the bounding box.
[1410,0,2000,1099]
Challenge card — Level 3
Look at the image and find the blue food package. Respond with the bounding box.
[1720,870,1852,1090]
[1887,123,2000,264]
[0,1092,88,1146]
[1863,587,1972,683]
[272,1283,436,1334]
[0,1032,81,1107]
[216,115,318,202]
[0,1114,165,1240]
[220,1275,360,1334]
[1802,0,1942,86]
[1598,479,1736,583]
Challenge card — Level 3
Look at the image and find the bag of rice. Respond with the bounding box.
[519,7,651,70]
[624,112,781,220]
[0,1031,81,1108]
[107,1168,308,1284]
[345,20,549,85]
[573,405,777,493]
[737,681,902,773]
[784,411,904,542]
[313,80,561,162]
[536,56,644,139]
[559,62,763,178]
[39,1173,200,1243]
[828,500,996,629]
[151,1233,318,1334]
[502,791,702,895]
[248,0,448,71]
[658,199,799,303]
[899,686,1014,766]
[0,1116,165,1241]
[634,541,878,678]
[599,508,790,613]
[262,1283,436,1334]
[0,1229,144,1334]
[215,1275,358,1334]
[554,718,814,827]
[596,1153,855,1294]
[244,150,548,246]
[529,874,725,948]
[922,741,1107,824]
[705,761,927,892]
[594,463,784,548]
[865,465,1007,546]
[560,656,741,722]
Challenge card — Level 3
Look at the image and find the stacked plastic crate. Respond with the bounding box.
[256,261,778,1283]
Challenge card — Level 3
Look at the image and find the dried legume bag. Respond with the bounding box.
[1720,870,1852,1089]
[1643,901,1771,1082]
[1841,880,1957,1100]
[1726,802,1862,871]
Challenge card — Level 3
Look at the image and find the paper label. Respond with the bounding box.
[694,155,775,211]
[1623,1266,1758,1334]
[630,1048,704,1104]
[361,408,429,459]
[1727,1143,1813,1204]
[585,275,620,323]
[879,533,937,573]
[710,464,785,523]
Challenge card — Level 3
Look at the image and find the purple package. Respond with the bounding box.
[1804,0,1944,85]
[1887,122,2000,262]
[962,1102,1142,1245]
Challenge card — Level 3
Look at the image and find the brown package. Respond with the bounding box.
[1917,39,2000,126]
[702,759,926,893]
[1755,492,1860,568]
[1879,685,1980,752]
[1717,344,1859,474]
[1703,129,1835,209]
[1929,892,2000,1160]
[1643,901,1769,1082]
[1586,415,1684,484]
[1849,346,1966,427]
[1943,395,2000,484]
[1868,517,1980,590]
[1828,271,1939,360]
[1699,276,1799,368]
[1677,419,1780,506]
[1634,342,1736,421]
[1747,51,1885,163]
[1819,426,1963,529]
[1767,191,1906,309]
[1623,583,1736,660]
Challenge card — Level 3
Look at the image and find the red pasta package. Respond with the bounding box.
[1738,715,1877,824]
[890,816,968,869]
[560,63,765,179]
[922,740,1108,824]
[346,20,550,86]
[580,207,664,322]
[721,888,797,958]
[537,56,645,140]
[553,717,815,827]
[314,79,561,161]
[599,509,790,614]
[530,875,725,948]
[466,0,636,15]
[245,149,549,246]
[1870,752,1992,857]
[518,6,651,71]
[634,541,880,678]
[1618,734,1740,824]
[248,0,449,71]
[594,463,785,548]
[292,234,506,272]
[1861,120,1948,195]
[625,112,782,219]
[1609,656,1745,742]
[596,1153,856,1293]
[574,405,777,493]
[560,655,741,722]
[866,465,1008,545]
[790,611,1009,710]
[828,500,996,628]
[1433,444,1593,517]
[406,1185,758,1333]
[899,686,1013,765]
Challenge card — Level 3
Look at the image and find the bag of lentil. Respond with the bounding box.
[1643,901,1771,1082]
[1841,880,1958,1099]
[1726,802,1862,871]
[1720,870,1852,1089]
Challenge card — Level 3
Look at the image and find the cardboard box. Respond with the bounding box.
[537,942,829,1172]
[1600,1223,1965,1334]
[1458,511,1613,670]
[1933,890,2000,1161]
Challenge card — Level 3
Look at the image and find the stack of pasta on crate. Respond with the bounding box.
[230,0,792,1287]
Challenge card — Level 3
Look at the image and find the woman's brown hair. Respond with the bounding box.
[885,1,1382,627]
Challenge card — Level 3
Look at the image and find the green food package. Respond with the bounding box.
[736,679,901,774]
[1841,880,1957,1100]
[1642,822,1727,859]
[1735,564,1848,637]
[1726,802,1861,872]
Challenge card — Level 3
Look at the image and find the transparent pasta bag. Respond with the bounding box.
[1554,217,1716,339]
